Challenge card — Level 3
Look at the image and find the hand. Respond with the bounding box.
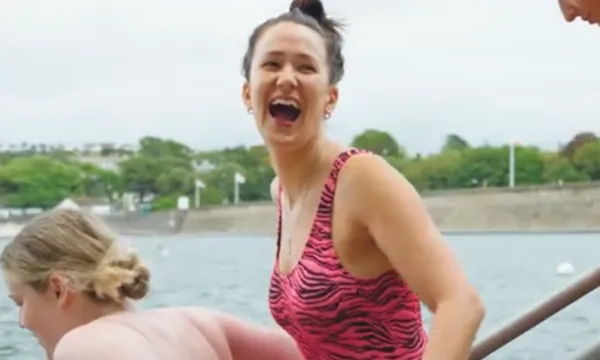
[558,0,600,25]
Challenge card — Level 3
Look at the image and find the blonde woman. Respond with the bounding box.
[1,209,302,360]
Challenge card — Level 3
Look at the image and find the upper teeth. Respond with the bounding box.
[272,98,299,108]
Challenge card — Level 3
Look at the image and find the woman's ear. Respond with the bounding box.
[324,86,339,116]
[242,82,252,111]
[46,274,72,309]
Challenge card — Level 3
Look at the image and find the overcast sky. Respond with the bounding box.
[1,0,598,154]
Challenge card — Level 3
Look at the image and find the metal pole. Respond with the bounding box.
[234,177,239,205]
[194,186,200,208]
[470,266,600,360]
[509,141,515,188]
[572,339,600,360]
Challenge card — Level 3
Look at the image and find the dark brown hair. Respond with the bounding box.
[242,0,345,84]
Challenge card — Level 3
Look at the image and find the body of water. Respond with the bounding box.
[0,233,598,359]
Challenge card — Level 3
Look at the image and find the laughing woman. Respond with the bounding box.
[240,0,485,359]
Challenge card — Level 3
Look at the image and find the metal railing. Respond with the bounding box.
[469,266,600,359]
[573,340,600,360]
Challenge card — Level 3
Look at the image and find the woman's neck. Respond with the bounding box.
[75,298,130,324]
[269,137,342,205]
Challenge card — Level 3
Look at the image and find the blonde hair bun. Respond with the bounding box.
[89,248,151,302]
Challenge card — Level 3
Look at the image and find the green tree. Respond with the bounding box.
[100,144,116,156]
[441,134,470,152]
[196,145,273,203]
[351,129,405,158]
[453,146,508,187]
[120,137,196,203]
[511,146,545,185]
[0,157,82,208]
[4,130,600,210]
[573,140,600,180]
[72,161,123,200]
[200,162,247,204]
[560,132,597,162]
[156,167,194,195]
[138,136,193,160]
[120,156,162,199]
[423,151,462,189]
[541,153,587,183]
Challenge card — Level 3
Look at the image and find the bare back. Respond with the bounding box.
[54,307,232,360]
[114,308,231,359]
[53,307,302,360]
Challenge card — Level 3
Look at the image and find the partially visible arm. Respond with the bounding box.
[53,323,158,360]
[559,0,600,23]
[214,311,304,360]
[344,155,485,360]
[578,0,600,23]
[559,0,577,21]
[270,177,279,203]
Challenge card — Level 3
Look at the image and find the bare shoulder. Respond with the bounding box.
[178,306,223,327]
[178,306,265,338]
[155,306,226,338]
[337,152,408,202]
[54,321,153,360]
[341,152,394,176]
[177,307,232,357]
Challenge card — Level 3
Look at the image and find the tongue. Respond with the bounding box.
[273,112,295,124]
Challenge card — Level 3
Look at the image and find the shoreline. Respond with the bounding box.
[441,228,600,236]
[1,182,599,238]
[135,227,600,238]
[2,228,600,241]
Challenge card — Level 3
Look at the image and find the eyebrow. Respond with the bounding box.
[264,51,315,61]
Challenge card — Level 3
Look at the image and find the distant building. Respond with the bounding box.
[58,197,113,215]
[77,155,123,172]
[0,142,137,157]
[192,159,216,173]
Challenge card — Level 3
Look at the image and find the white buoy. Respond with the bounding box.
[158,245,169,257]
[556,262,574,276]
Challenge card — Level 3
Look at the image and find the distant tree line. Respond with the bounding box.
[0,131,599,210]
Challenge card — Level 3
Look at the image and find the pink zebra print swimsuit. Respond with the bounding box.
[269,149,428,359]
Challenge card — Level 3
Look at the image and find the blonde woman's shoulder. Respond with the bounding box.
[53,321,154,360]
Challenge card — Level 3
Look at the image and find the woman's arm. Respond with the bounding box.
[342,154,485,360]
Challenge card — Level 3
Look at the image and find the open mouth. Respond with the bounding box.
[269,100,302,124]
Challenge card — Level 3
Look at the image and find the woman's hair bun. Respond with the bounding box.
[88,248,151,303]
[113,251,151,301]
[289,0,327,23]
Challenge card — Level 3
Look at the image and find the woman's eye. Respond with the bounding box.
[299,65,316,72]
[263,61,279,68]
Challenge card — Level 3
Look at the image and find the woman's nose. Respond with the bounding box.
[275,65,298,90]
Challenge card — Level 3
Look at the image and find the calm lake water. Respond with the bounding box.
[0,233,598,359]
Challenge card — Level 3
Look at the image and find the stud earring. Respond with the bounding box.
[324,112,331,119]
[247,108,253,114]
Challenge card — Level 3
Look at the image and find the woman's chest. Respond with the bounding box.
[268,260,366,325]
